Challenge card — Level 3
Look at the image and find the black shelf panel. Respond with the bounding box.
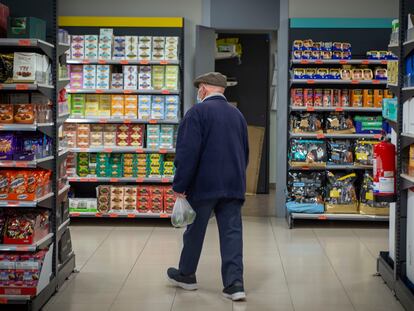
[402,86,414,102]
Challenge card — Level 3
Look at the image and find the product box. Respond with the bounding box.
[113,36,126,60]
[374,90,383,108]
[63,124,77,148]
[116,124,130,146]
[138,36,152,61]
[69,198,98,213]
[152,66,165,90]
[129,124,144,147]
[363,89,374,107]
[165,95,179,120]
[303,88,313,106]
[160,125,175,149]
[165,66,179,90]
[151,96,165,120]
[98,95,111,117]
[70,35,85,60]
[165,37,179,61]
[12,52,45,83]
[14,104,34,124]
[69,65,83,89]
[138,66,152,90]
[8,17,46,40]
[123,65,138,90]
[123,186,137,212]
[110,186,124,212]
[138,95,151,120]
[125,36,139,60]
[147,125,161,149]
[111,95,125,117]
[351,89,363,107]
[409,145,414,176]
[98,28,113,60]
[124,95,138,118]
[152,36,166,61]
[76,124,90,148]
[103,124,117,146]
[111,73,124,89]
[0,104,13,124]
[85,94,100,117]
[83,65,97,89]
[84,35,98,60]
[96,65,110,89]
[325,203,359,214]
[70,94,85,117]
[90,124,104,146]
[291,89,304,107]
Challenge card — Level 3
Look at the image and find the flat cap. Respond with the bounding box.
[193,72,227,88]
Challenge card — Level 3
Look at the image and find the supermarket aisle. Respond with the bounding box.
[43,216,403,311]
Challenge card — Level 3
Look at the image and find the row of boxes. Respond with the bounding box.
[70,33,179,61]
[69,65,179,91]
[69,94,179,120]
[64,124,177,149]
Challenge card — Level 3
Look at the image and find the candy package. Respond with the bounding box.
[287,171,324,204]
[289,139,327,167]
[326,113,355,134]
[327,140,353,165]
[290,113,323,134]
[359,172,390,215]
[354,140,378,166]
[325,172,358,213]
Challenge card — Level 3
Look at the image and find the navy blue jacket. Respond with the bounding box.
[173,95,249,201]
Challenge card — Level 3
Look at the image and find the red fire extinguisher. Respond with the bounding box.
[373,137,396,202]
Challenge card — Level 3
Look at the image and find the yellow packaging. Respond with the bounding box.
[351,89,363,107]
[409,145,414,176]
[99,95,111,117]
[111,95,125,117]
[124,95,138,119]
[325,203,359,214]
[363,89,374,107]
[383,89,394,99]
[85,94,100,117]
[373,90,383,108]
[359,203,389,216]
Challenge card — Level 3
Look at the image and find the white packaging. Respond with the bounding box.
[84,35,99,60]
[123,65,138,90]
[403,100,410,133]
[70,35,85,60]
[96,65,111,89]
[83,65,97,89]
[113,36,126,60]
[12,52,45,83]
[138,36,152,61]
[98,29,113,60]
[409,98,414,134]
[165,36,179,61]
[111,73,124,89]
[407,189,414,283]
[125,36,139,60]
[152,36,165,61]
[138,66,152,90]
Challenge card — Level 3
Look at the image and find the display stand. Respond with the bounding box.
[0,1,75,310]
[377,1,414,310]
[285,19,394,228]
[58,17,184,219]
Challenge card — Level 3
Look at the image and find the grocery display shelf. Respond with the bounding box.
[0,123,54,132]
[57,42,70,57]
[388,83,399,96]
[68,147,175,153]
[291,59,389,65]
[401,174,414,187]
[290,106,382,112]
[215,52,239,60]
[288,212,389,228]
[0,192,54,208]
[290,79,387,86]
[57,251,76,289]
[403,39,414,58]
[377,251,395,292]
[289,164,373,171]
[68,176,173,183]
[65,117,180,124]
[57,219,70,241]
[388,44,400,56]
[0,38,54,59]
[57,78,70,91]
[402,86,414,102]
[57,112,70,125]
[66,88,180,95]
[58,185,71,202]
[0,233,54,252]
[0,83,54,98]
[0,155,54,169]
[66,59,180,65]
[289,132,382,139]
[70,211,171,218]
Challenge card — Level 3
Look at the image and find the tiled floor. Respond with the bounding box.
[43,197,403,311]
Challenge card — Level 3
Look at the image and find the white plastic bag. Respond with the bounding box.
[171,197,196,228]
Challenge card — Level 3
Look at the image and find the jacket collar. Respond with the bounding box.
[202,93,227,102]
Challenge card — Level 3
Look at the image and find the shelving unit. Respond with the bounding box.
[291,79,387,85]
[60,17,184,220]
[376,1,414,310]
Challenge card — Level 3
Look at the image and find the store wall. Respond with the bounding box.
[58,0,203,112]
[289,0,398,17]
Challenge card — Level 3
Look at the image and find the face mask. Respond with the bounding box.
[196,88,203,104]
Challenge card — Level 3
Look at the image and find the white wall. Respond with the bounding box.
[289,0,398,17]
[59,0,203,111]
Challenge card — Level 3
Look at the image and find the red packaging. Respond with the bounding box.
[313,89,323,107]
[0,171,8,199]
[341,89,350,107]
[149,186,163,197]
[137,186,150,197]
[0,4,9,37]
[3,212,49,245]
[303,89,313,107]
[129,124,144,147]
[116,124,130,147]
[322,89,333,107]
[291,89,304,106]
[333,89,341,107]
[136,195,150,213]
[150,195,163,213]
[7,171,28,201]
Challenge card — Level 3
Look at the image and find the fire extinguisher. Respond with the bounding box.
[373,137,396,202]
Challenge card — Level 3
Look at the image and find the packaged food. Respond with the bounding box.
[375,68,387,80]
[71,35,85,60]
[293,68,305,79]
[113,36,126,60]
[374,90,384,108]
[63,124,77,148]
[287,171,324,204]
[96,65,110,89]
[160,125,175,149]
[303,39,313,50]
[138,36,152,61]
[138,95,151,120]
[313,89,323,107]
[325,172,358,214]
[111,73,123,90]
[138,66,152,90]
[85,94,99,117]
[98,28,113,60]
[152,36,165,61]
[290,113,323,134]
[304,68,316,79]
[69,65,83,89]
[340,69,352,80]
[111,95,124,117]
[326,113,355,134]
[340,89,350,107]
[0,104,13,123]
[124,95,138,119]
[125,36,138,60]
[152,66,165,90]
[327,140,353,165]
[303,89,313,106]
[354,115,384,134]
[12,53,46,83]
[129,124,144,147]
[351,69,363,80]
[123,65,138,90]
[97,185,110,214]
[315,68,329,79]
[84,35,98,60]
[292,50,302,60]
[98,95,111,117]
[151,96,165,119]
[103,124,117,146]
[116,124,130,147]
[291,89,304,107]
[329,68,341,80]
[123,186,137,212]
[363,69,373,80]
[363,89,374,107]
[165,96,179,120]
[322,89,332,107]
[0,135,16,160]
[321,51,332,59]
[332,89,341,107]
[289,139,327,167]
[354,140,378,166]
[359,172,389,215]
[90,125,104,146]
[83,65,97,89]
[292,40,303,50]
[351,89,363,107]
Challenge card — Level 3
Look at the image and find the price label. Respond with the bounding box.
[160,213,169,218]
[302,167,310,170]
[16,84,29,90]
[109,213,118,218]
[306,107,315,112]
[7,201,20,207]
[315,60,323,64]
[120,60,129,65]
[140,60,150,65]
[351,80,360,84]
[82,60,90,64]
[299,60,309,64]
[161,90,170,94]
[161,178,170,183]
[71,213,81,217]
[98,60,107,64]
[318,215,328,220]
[89,178,98,182]
[339,60,348,64]
[0,85,3,90]
[136,178,145,182]
[18,39,31,46]
[136,148,144,153]
[160,60,168,65]
[372,80,380,84]
[0,125,4,129]
[123,90,133,94]
[316,134,325,139]
[103,148,113,153]
[306,80,315,84]
[149,119,157,124]
[99,118,108,123]
[96,89,104,93]
[362,60,369,65]
[159,149,167,154]
[79,148,88,152]
[109,178,119,182]
[374,134,382,139]
[335,107,344,112]
[124,119,132,124]
[15,161,29,168]
[95,213,103,217]
[127,214,136,218]
[381,60,387,65]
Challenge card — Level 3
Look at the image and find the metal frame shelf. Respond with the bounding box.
[65,117,180,124]
[403,39,414,58]
[291,59,389,65]
[66,59,179,65]
[289,132,381,139]
[0,192,54,208]
[0,83,54,98]
[68,176,173,183]
[291,79,387,86]
[290,106,382,112]
[70,212,171,219]
[68,147,175,153]
[0,233,54,252]
[289,164,373,171]
[66,88,180,95]
[0,155,54,169]
[0,38,54,59]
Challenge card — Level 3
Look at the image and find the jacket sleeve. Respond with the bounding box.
[173,111,202,194]
[243,120,249,168]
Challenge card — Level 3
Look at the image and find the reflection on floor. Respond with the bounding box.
[43,193,402,311]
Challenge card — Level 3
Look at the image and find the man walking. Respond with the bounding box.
[167,72,249,301]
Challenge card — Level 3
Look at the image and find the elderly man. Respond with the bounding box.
[167,72,249,301]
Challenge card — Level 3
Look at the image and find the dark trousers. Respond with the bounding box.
[178,198,244,288]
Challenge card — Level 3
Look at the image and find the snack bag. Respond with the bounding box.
[325,171,358,214]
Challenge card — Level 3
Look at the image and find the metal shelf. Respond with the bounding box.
[68,147,175,153]
[291,79,387,86]
[66,88,180,95]
[403,39,414,58]
[289,164,372,171]
[290,106,382,112]
[66,59,180,65]
[402,86,414,102]
[57,42,70,57]
[290,212,389,221]
[0,38,54,59]
[289,132,381,139]
[57,252,76,289]
[70,212,171,219]
[291,59,389,65]
[65,117,180,124]
[0,192,54,207]
[0,122,54,132]
[57,78,70,91]
[215,52,239,60]
[401,174,414,186]
[0,233,53,252]
[68,176,173,183]
[0,83,54,98]
[388,44,400,56]
[57,218,70,240]
[0,155,54,169]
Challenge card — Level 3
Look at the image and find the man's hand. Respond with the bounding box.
[174,192,186,198]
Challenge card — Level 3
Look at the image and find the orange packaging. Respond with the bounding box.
[150,195,163,213]
[0,104,14,124]
[111,95,125,117]
[374,90,383,108]
[76,124,90,148]
[7,171,31,200]
[351,89,363,107]
[124,95,138,118]
[14,104,34,124]
[42,170,52,195]
[304,89,313,107]
[383,89,393,99]
[0,171,9,199]
[363,89,374,107]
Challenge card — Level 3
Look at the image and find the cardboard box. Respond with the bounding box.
[83,65,96,89]
[359,203,389,216]
[152,36,165,61]
[98,28,113,60]
[111,95,124,117]
[165,36,179,61]
[98,95,111,117]
[8,17,46,40]
[363,89,374,107]
[138,36,152,61]
[70,35,85,60]
[70,94,85,117]
[409,145,414,176]
[84,35,98,60]
[96,65,110,89]
[373,89,383,108]
[113,36,126,60]
[124,95,138,118]
[111,73,123,89]
[125,36,138,60]
[85,94,100,117]
[246,126,264,195]
[138,95,151,120]
[123,65,138,90]
[138,66,152,90]
[12,52,46,83]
